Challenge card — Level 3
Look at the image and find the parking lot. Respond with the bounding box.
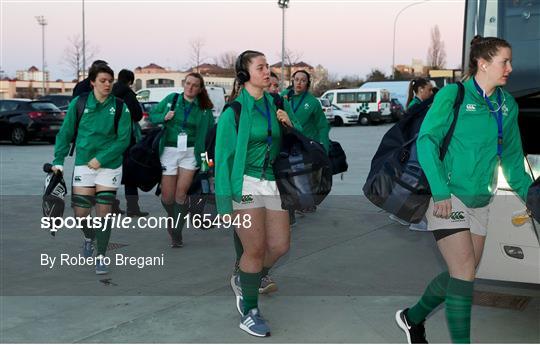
[1,125,539,343]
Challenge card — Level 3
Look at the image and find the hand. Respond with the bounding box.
[433,198,452,219]
[88,158,101,170]
[276,109,292,127]
[164,111,175,121]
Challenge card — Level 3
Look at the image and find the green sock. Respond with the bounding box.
[161,200,174,217]
[239,269,262,315]
[261,266,271,277]
[408,271,450,324]
[446,277,474,344]
[80,218,95,241]
[95,218,111,256]
[173,202,188,237]
[233,231,244,262]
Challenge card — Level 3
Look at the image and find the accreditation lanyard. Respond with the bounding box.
[253,96,272,180]
[181,98,194,132]
[291,92,307,114]
[473,78,503,158]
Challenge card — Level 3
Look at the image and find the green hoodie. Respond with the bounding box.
[149,92,214,167]
[283,90,330,152]
[53,92,132,169]
[215,88,302,215]
[417,78,532,208]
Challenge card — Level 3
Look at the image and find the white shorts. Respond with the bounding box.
[160,147,197,175]
[72,165,122,189]
[233,175,285,211]
[425,194,489,236]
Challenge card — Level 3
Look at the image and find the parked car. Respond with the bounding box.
[139,101,159,135]
[320,88,392,126]
[318,98,334,124]
[38,94,72,111]
[390,98,404,121]
[0,99,65,145]
[331,104,359,126]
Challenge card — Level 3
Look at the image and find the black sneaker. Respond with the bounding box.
[395,308,428,343]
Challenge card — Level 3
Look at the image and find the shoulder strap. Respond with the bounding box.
[269,93,284,110]
[223,101,242,131]
[69,92,89,156]
[439,82,465,160]
[171,93,180,111]
[114,97,124,135]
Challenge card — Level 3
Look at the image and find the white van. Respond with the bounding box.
[136,86,226,119]
[320,88,392,125]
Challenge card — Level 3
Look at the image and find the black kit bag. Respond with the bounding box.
[273,125,333,211]
[122,127,165,192]
[42,163,67,236]
[123,94,180,192]
[362,83,464,223]
[329,140,348,175]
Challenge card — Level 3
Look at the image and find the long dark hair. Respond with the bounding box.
[229,50,265,101]
[466,35,511,79]
[406,78,430,106]
[185,72,213,110]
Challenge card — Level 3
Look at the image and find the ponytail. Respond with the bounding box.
[406,78,430,106]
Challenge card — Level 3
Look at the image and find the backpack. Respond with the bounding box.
[211,93,333,211]
[122,93,180,192]
[273,126,333,210]
[69,92,124,156]
[362,82,464,223]
[329,140,348,175]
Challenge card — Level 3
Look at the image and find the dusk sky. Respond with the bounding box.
[1,0,465,81]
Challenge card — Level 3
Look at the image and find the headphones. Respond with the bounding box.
[235,50,259,84]
[291,70,311,89]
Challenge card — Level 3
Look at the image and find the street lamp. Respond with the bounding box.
[391,0,428,79]
[82,0,86,80]
[35,15,47,96]
[278,0,290,89]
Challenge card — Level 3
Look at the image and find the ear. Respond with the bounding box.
[478,58,489,72]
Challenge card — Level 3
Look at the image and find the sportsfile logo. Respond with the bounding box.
[465,104,477,112]
[450,211,465,222]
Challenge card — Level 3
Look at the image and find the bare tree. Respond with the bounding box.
[213,51,237,69]
[274,48,304,80]
[366,69,389,82]
[61,35,98,81]
[189,38,206,72]
[427,25,447,69]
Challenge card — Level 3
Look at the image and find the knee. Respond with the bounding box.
[267,241,290,259]
[450,255,476,281]
[243,245,266,263]
[72,194,95,217]
[174,192,187,204]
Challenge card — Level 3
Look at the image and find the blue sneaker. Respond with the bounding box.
[230,273,243,316]
[95,255,108,275]
[82,239,94,258]
[239,308,270,337]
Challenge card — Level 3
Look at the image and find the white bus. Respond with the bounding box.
[320,88,392,125]
[136,86,226,120]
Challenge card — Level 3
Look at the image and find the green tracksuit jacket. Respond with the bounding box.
[53,92,132,169]
[215,88,302,215]
[149,92,214,167]
[407,96,422,109]
[283,90,330,152]
[417,78,532,208]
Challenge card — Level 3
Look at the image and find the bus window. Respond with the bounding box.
[337,92,356,104]
[324,93,334,104]
[357,92,376,102]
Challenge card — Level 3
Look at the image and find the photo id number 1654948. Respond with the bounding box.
[185,213,252,229]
